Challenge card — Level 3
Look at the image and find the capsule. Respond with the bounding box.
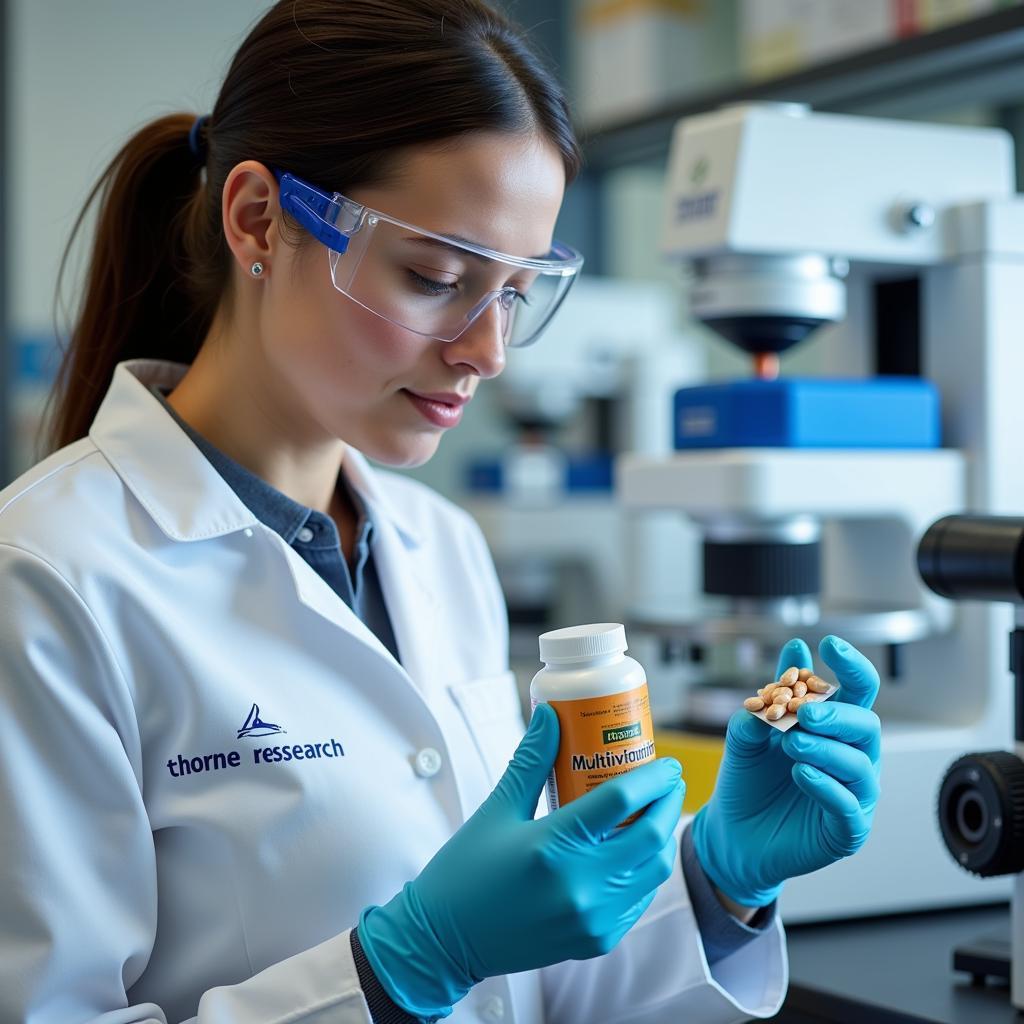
[765,704,787,721]
[793,680,808,698]
[744,697,766,712]
[779,667,800,688]
[788,696,807,713]
[806,675,830,693]
[798,668,812,682]
[772,687,794,705]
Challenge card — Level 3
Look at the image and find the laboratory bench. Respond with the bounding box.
[770,902,1019,1023]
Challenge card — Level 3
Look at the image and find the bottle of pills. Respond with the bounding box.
[531,623,656,821]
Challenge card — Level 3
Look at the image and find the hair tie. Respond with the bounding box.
[188,114,210,164]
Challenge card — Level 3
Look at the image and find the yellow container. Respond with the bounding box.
[654,727,725,814]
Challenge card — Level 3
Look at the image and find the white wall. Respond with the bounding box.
[9,0,273,332]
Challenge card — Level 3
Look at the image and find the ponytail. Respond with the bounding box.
[44,113,225,453]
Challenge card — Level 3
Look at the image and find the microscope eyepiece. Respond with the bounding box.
[917,515,1024,603]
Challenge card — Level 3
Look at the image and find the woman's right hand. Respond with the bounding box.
[357,703,685,1019]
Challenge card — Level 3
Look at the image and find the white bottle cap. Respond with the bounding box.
[538,623,627,665]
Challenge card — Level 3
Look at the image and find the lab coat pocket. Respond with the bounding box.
[448,670,525,786]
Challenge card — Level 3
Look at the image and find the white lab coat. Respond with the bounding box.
[0,359,788,1024]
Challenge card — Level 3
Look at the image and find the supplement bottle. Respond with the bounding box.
[531,623,656,821]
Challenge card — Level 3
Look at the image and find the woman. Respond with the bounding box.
[0,2,882,1021]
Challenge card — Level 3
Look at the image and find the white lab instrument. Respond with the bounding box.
[918,514,1024,1010]
[619,102,1024,922]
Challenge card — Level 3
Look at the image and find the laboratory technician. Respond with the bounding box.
[0,2,883,1022]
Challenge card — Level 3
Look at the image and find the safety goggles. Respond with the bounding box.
[275,170,583,349]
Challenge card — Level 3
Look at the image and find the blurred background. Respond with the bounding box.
[7,1,1024,482]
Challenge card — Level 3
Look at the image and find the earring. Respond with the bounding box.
[250,261,265,278]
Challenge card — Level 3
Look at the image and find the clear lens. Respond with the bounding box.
[504,271,575,348]
[327,213,577,347]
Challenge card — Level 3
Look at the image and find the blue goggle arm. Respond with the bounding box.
[274,170,352,255]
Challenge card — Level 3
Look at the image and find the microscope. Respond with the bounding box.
[919,515,1024,1007]
[617,102,1024,921]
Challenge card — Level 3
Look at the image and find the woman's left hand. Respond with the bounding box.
[691,635,881,909]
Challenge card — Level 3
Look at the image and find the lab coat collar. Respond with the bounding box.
[88,359,423,547]
[339,447,424,549]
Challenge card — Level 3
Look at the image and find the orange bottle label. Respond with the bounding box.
[539,683,656,824]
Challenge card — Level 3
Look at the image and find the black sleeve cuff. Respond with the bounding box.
[680,822,778,967]
[350,927,427,1024]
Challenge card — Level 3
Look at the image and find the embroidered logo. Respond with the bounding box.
[236,702,286,739]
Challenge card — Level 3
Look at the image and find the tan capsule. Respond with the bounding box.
[798,668,813,682]
[806,675,830,693]
[761,682,778,698]
[788,696,807,713]
[779,667,800,688]
[793,680,808,698]
[772,687,794,705]
[744,697,766,712]
[765,703,787,721]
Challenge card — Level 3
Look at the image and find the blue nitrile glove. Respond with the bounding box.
[692,634,881,908]
[357,702,685,1020]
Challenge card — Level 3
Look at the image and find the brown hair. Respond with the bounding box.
[44,0,581,453]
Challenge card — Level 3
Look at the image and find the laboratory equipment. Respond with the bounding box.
[918,514,1024,1009]
[618,101,1024,921]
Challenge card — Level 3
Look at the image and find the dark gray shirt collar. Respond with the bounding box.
[149,384,372,550]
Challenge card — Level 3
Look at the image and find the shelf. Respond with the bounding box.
[581,6,1024,172]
